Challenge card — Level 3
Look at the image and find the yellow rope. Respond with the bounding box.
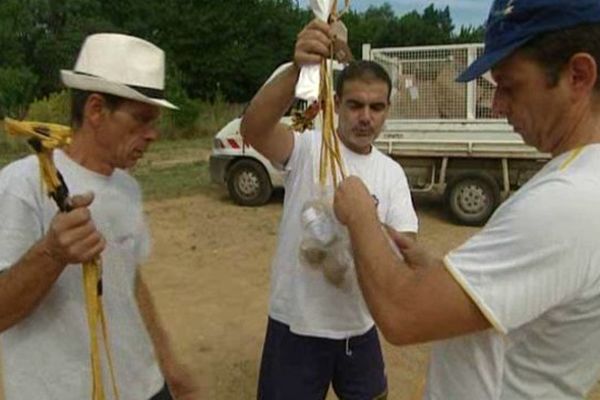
[4,117,119,400]
[317,0,348,188]
[291,1,350,185]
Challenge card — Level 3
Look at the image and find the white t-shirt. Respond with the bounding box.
[426,144,600,399]
[0,150,164,400]
[269,130,418,339]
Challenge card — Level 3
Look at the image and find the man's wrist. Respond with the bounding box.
[288,62,302,88]
[36,240,67,273]
[290,61,301,74]
[346,206,379,230]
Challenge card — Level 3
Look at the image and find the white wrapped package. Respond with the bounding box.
[295,0,334,102]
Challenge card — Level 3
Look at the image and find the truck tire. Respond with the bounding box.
[445,172,500,226]
[226,159,273,206]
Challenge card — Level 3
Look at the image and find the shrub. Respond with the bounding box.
[17,86,243,143]
[0,66,38,119]
[193,91,245,138]
[26,90,71,124]
[0,120,30,160]
[159,63,201,139]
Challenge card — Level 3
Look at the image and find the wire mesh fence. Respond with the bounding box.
[370,44,497,121]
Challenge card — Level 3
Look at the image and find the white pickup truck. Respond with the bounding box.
[209,43,549,225]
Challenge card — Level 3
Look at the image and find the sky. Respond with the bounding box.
[300,0,492,29]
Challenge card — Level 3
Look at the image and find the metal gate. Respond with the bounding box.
[363,43,496,121]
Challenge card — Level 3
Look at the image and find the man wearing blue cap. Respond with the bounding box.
[333,0,600,398]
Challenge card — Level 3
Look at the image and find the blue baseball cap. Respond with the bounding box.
[457,0,600,82]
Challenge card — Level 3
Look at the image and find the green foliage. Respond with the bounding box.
[0,66,38,119]
[0,121,30,162]
[193,93,244,138]
[0,0,33,68]
[133,160,211,200]
[344,3,465,56]
[159,91,243,140]
[455,25,486,43]
[131,138,215,200]
[150,0,309,103]
[160,64,201,138]
[0,0,118,98]
[139,136,212,163]
[0,0,485,122]
[160,91,243,140]
[26,90,71,124]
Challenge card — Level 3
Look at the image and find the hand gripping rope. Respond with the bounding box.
[3,118,119,400]
[292,0,351,188]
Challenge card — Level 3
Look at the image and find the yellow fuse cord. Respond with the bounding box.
[4,118,119,400]
[318,0,350,188]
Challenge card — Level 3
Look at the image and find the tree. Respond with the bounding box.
[344,3,397,57]
[422,4,454,41]
[455,25,485,43]
[0,0,483,108]
[344,3,475,53]
[0,66,38,118]
[146,0,308,102]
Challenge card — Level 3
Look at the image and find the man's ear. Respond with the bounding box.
[566,53,598,100]
[334,93,341,114]
[84,93,108,129]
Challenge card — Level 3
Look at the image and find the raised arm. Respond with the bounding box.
[240,19,332,165]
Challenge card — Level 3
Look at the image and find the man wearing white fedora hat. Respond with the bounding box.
[0,33,195,399]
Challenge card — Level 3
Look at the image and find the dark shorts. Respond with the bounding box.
[257,317,387,400]
[150,383,172,400]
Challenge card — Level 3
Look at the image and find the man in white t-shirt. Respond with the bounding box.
[333,1,600,399]
[0,34,194,399]
[241,20,418,400]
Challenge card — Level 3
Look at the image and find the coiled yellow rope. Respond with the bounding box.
[4,117,119,400]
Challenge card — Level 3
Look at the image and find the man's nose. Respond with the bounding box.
[358,106,372,122]
[144,126,160,141]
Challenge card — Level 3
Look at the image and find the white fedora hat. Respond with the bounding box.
[61,33,178,110]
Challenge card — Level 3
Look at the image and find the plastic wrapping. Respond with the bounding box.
[298,191,407,287]
[299,193,353,286]
[295,0,335,102]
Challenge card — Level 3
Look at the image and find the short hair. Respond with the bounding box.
[335,60,392,102]
[70,89,125,128]
[519,22,600,91]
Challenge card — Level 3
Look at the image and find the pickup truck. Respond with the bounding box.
[209,43,549,225]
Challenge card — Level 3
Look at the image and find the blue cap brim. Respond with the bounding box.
[456,37,530,82]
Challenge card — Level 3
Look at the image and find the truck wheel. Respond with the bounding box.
[446,173,500,226]
[226,159,273,206]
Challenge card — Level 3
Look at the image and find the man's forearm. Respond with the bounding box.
[347,214,421,344]
[135,273,177,369]
[347,214,490,344]
[0,240,66,332]
[136,273,197,397]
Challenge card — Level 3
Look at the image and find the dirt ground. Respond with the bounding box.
[1,188,599,399]
[141,189,600,400]
[142,190,454,399]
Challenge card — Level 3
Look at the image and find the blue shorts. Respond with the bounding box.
[257,317,388,400]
